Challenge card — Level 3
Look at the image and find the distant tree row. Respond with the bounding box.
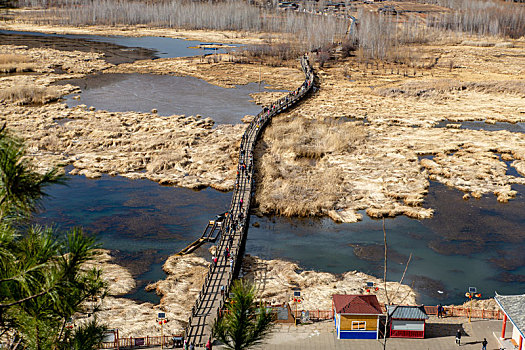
[15,0,347,52]
[351,0,524,61]
[14,0,524,60]
[427,0,525,38]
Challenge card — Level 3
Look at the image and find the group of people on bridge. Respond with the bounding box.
[184,54,314,346]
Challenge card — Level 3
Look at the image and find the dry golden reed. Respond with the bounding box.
[255,117,367,218]
[376,79,525,99]
[0,54,36,73]
[0,86,61,105]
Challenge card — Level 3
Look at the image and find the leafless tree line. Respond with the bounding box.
[14,0,523,62]
[397,0,525,38]
[427,0,525,38]
[351,0,523,61]
[15,0,347,51]
[351,10,434,60]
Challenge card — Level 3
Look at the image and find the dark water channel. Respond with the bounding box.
[9,29,523,306]
[0,30,237,61]
[34,173,231,303]
[59,73,281,124]
[34,173,525,306]
[436,119,525,133]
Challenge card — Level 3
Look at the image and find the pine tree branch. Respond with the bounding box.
[0,288,52,308]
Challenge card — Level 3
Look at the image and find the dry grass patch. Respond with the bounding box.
[264,117,363,159]
[376,79,525,99]
[0,85,61,105]
[0,53,36,73]
[255,117,367,218]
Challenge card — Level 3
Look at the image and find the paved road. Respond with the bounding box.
[252,316,502,350]
[151,316,503,349]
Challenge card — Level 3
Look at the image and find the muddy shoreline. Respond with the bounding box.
[0,31,156,64]
[88,248,417,337]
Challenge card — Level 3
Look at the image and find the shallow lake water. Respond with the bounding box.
[34,173,231,303]
[0,30,237,58]
[60,73,281,124]
[12,29,524,306]
[34,174,525,306]
[435,120,525,133]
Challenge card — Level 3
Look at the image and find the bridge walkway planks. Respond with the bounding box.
[184,55,315,347]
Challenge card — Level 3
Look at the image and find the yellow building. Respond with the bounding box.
[332,294,383,339]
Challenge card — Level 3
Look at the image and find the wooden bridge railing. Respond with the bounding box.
[100,335,179,349]
[184,55,315,346]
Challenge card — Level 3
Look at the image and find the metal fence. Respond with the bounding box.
[424,306,504,320]
[288,306,504,322]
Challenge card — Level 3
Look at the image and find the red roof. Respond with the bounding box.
[333,294,383,315]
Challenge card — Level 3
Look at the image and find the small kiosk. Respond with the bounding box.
[495,293,525,350]
[387,305,429,339]
[332,294,383,339]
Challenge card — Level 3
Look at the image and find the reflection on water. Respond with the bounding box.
[435,119,525,133]
[246,181,525,304]
[33,173,231,303]
[34,174,525,305]
[60,73,282,124]
[0,30,237,58]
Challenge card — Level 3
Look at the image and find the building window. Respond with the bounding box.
[352,321,366,330]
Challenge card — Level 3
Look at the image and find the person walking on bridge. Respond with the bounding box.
[229,257,234,272]
[206,338,213,350]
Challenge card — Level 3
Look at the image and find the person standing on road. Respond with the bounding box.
[456,329,462,345]
[481,338,487,350]
[229,257,234,272]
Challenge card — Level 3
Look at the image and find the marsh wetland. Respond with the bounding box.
[1,24,524,336]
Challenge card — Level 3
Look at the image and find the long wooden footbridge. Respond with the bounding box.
[184,55,315,346]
